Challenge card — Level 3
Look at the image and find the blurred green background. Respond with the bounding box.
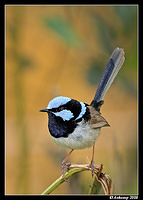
[5,5,138,194]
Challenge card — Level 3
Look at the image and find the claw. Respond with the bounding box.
[62,162,71,181]
[61,149,73,181]
[88,159,95,176]
[62,161,67,181]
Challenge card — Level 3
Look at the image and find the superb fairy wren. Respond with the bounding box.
[40,47,125,180]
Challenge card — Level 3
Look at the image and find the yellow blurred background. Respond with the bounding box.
[5,5,138,194]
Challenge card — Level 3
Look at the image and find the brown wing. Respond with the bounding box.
[87,106,110,128]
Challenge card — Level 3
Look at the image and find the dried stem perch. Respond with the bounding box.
[41,163,112,195]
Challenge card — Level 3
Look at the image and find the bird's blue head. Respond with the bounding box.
[40,96,90,138]
[40,96,87,122]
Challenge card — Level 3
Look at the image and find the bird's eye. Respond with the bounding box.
[58,107,64,112]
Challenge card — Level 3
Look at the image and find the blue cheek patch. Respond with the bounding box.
[75,102,86,120]
[53,110,74,121]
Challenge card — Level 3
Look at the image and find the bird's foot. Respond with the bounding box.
[88,161,103,177]
[62,161,71,181]
[88,159,95,177]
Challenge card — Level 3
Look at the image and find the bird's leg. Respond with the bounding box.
[62,149,73,181]
[88,143,95,176]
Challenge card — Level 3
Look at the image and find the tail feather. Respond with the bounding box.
[90,47,125,110]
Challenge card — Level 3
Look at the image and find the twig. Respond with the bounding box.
[41,167,86,195]
[41,163,112,195]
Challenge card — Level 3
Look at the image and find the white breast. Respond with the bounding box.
[51,120,101,150]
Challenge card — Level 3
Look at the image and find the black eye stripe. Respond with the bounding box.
[49,106,64,112]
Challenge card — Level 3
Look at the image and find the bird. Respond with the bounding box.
[40,47,125,181]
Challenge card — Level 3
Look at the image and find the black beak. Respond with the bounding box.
[39,108,49,112]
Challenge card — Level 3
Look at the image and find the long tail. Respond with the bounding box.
[90,47,125,111]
